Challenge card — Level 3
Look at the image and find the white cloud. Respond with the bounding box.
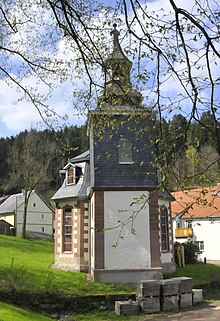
[0,80,42,131]
[0,74,86,136]
[1,0,219,137]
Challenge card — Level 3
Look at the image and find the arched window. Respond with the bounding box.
[62,207,73,252]
[160,206,169,252]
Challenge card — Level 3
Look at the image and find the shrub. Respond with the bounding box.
[174,241,200,265]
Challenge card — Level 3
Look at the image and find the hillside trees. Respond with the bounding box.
[0,0,220,189]
[4,130,58,238]
[158,112,220,189]
[1,125,88,194]
[1,125,88,238]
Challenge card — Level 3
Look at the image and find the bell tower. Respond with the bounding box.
[52,24,175,284]
[99,23,142,108]
[88,25,162,283]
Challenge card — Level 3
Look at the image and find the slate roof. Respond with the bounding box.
[70,150,90,163]
[52,147,174,202]
[0,192,27,214]
[0,190,53,214]
[158,190,175,201]
[91,115,158,188]
[51,151,90,201]
[171,185,220,219]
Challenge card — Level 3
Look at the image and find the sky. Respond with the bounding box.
[0,77,86,137]
[0,0,218,138]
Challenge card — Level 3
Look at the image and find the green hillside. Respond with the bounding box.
[0,235,131,295]
[0,302,54,321]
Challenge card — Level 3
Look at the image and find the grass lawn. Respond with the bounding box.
[1,234,220,321]
[0,304,159,321]
[0,234,132,295]
[172,263,220,286]
[0,302,54,321]
[0,303,161,321]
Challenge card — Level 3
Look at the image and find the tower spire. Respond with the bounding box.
[99,24,142,108]
[110,23,125,59]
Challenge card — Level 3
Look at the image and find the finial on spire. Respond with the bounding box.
[110,23,121,52]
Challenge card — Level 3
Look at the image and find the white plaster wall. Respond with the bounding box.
[191,219,220,261]
[161,252,173,263]
[16,221,52,235]
[173,218,220,261]
[17,193,53,226]
[104,191,151,269]
[14,192,53,235]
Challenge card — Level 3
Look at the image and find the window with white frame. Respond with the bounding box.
[66,167,75,185]
[32,202,37,208]
[41,227,45,233]
[118,138,132,164]
[186,220,192,228]
[195,241,204,251]
[40,213,45,220]
[66,166,82,185]
[176,221,182,228]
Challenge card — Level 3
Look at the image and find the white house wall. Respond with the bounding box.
[16,192,53,235]
[173,218,220,262]
[104,191,151,269]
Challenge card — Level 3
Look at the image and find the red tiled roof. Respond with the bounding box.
[171,185,220,218]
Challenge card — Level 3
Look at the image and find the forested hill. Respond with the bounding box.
[0,111,219,201]
[0,125,88,201]
[156,112,220,190]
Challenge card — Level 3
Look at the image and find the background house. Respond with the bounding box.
[0,190,54,238]
[52,25,175,284]
[0,219,14,236]
[171,184,220,263]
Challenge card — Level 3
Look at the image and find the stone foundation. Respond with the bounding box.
[92,268,163,285]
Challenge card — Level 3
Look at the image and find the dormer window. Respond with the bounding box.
[67,167,75,185]
[66,166,82,185]
[118,138,132,164]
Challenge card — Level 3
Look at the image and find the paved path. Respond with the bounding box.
[146,302,220,321]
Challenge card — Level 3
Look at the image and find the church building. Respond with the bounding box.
[52,25,175,284]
